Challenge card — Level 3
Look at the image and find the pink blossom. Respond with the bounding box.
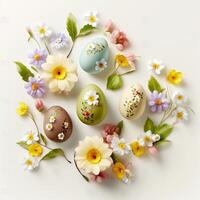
[111,29,129,51]
[148,146,158,155]
[35,99,45,112]
[125,53,137,64]
[89,172,107,183]
[102,124,120,144]
[105,20,115,33]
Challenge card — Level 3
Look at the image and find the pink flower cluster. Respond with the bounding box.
[105,20,129,51]
[89,172,107,183]
[102,123,120,144]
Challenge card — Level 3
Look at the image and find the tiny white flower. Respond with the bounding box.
[36,22,52,38]
[151,134,160,143]
[111,137,131,156]
[22,131,39,145]
[139,130,158,147]
[173,91,188,105]
[23,155,39,171]
[84,11,99,27]
[58,132,65,140]
[148,59,165,75]
[95,58,108,72]
[84,90,99,106]
[46,123,53,131]
[49,115,56,123]
[63,122,69,129]
[173,107,189,122]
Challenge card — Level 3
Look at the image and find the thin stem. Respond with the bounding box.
[74,154,89,182]
[43,39,51,54]
[33,38,41,49]
[67,42,75,58]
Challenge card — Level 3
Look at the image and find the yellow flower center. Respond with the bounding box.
[178,95,183,100]
[131,141,145,157]
[28,134,34,140]
[115,55,129,67]
[25,159,32,166]
[39,27,46,34]
[89,16,96,23]
[155,98,162,105]
[87,148,102,164]
[34,54,41,61]
[112,162,126,180]
[88,96,95,102]
[28,144,43,157]
[152,63,159,69]
[118,142,126,149]
[52,66,67,80]
[31,83,39,90]
[144,136,151,143]
[177,112,183,119]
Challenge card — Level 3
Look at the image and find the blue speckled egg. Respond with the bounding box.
[79,37,109,74]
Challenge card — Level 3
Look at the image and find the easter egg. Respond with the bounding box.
[79,37,109,74]
[43,106,73,142]
[76,84,107,125]
[119,84,147,120]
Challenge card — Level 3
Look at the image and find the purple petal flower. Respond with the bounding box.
[149,90,169,113]
[28,49,47,68]
[25,77,46,98]
[51,33,68,49]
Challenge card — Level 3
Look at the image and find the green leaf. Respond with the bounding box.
[79,24,96,36]
[15,61,34,82]
[40,134,47,146]
[148,76,163,93]
[117,120,123,135]
[66,13,78,42]
[155,140,171,146]
[144,118,155,132]
[17,141,29,150]
[155,124,173,140]
[31,66,39,73]
[107,74,123,90]
[41,148,65,161]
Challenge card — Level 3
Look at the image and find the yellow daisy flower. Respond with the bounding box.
[115,54,129,67]
[167,69,183,85]
[16,102,29,116]
[130,141,145,157]
[28,143,43,157]
[112,162,126,180]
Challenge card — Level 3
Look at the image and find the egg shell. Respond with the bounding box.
[43,106,73,143]
[119,84,147,120]
[76,84,107,125]
[79,37,109,74]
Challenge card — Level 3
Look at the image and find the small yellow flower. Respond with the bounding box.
[115,54,129,67]
[167,69,183,85]
[16,102,29,116]
[112,162,126,180]
[28,143,43,157]
[130,141,145,157]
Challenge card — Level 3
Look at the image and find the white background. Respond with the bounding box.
[0,0,200,199]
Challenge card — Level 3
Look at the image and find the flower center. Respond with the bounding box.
[113,162,126,179]
[52,66,66,80]
[28,134,34,140]
[88,96,95,102]
[89,16,96,23]
[55,37,62,44]
[178,95,183,100]
[25,159,32,166]
[118,142,126,149]
[155,98,162,105]
[98,63,104,68]
[39,27,46,34]
[31,83,39,90]
[34,54,41,61]
[177,112,183,119]
[152,63,159,69]
[87,148,102,164]
[144,136,151,143]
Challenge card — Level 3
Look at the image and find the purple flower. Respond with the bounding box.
[51,33,68,49]
[149,90,169,113]
[25,77,45,98]
[28,49,47,68]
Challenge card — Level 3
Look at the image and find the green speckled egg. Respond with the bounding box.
[76,84,107,125]
[79,37,109,74]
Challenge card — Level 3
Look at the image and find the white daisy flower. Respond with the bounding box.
[111,137,131,156]
[95,58,108,72]
[46,123,53,131]
[84,11,99,27]
[63,122,69,129]
[22,131,39,145]
[139,130,160,147]
[148,59,165,75]
[58,132,65,140]
[173,107,189,122]
[23,155,39,171]
[49,115,56,123]
[35,22,52,38]
[173,91,188,105]
[84,90,99,106]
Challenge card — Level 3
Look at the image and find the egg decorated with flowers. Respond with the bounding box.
[79,37,109,74]
[43,106,73,142]
[119,84,147,120]
[76,84,107,125]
